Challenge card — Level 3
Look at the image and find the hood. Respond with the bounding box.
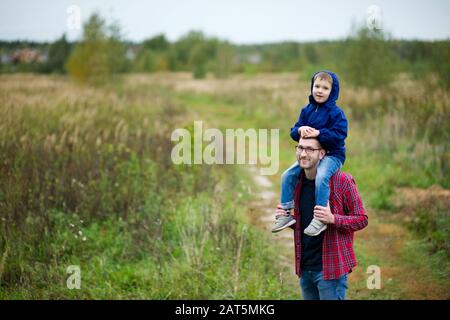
[309,70,340,107]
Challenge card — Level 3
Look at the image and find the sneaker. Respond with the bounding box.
[272,214,296,233]
[304,218,327,236]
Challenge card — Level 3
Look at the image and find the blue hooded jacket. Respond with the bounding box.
[290,70,347,164]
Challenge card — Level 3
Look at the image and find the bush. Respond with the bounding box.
[407,202,450,256]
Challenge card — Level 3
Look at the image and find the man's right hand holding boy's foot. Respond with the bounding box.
[272,204,296,233]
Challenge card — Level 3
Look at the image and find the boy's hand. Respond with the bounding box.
[305,128,320,137]
[299,126,319,138]
[299,126,313,137]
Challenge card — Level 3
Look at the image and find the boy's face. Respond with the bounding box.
[312,78,332,104]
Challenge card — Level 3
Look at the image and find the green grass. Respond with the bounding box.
[1,191,299,299]
[0,75,299,299]
[1,73,448,299]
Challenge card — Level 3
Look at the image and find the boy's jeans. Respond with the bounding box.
[300,270,348,300]
[280,156,342,210]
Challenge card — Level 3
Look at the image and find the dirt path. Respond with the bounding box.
[245,166,298,286]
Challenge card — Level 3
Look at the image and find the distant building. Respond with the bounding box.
[11,48,47,65]
[126,45,140,60]
[247,53,261,64]
[233,52,262,65]
[1,53,9,64]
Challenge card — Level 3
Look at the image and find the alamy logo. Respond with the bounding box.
[66,5,81,31]
[66,265,81,289]
[367,265,381,289]
[366,5,383,30]
[171,121,279,175]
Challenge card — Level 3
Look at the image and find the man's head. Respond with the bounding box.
[296,137,326,170]
[312,72,333,104]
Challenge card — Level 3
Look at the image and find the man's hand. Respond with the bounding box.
[275,204,289,218]
[313,202,335,224]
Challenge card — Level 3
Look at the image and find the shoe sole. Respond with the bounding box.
[272,219,296,233]
[304,225,327,236]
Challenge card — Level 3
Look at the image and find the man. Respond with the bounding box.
[275,137,368,300]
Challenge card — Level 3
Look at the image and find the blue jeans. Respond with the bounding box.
[280,156,342,209]
[300,270,348,300]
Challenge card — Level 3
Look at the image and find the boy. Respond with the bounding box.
[272,70,348,236]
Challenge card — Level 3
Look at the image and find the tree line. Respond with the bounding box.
[0,13,448,88]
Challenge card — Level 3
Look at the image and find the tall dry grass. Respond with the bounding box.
[0,74,298,299]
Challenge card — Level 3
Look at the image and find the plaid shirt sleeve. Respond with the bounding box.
[334,174,368,232]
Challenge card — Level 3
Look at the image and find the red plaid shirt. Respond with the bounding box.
[293,169,368,280]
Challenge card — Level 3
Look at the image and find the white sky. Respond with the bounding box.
[0,0,449,43]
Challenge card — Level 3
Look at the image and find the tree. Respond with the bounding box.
[172,31,211,77]
[66,13,127,85]
[430,41,450,89]
[142,34,169,52]
[212,41,233,78]
[134,34,170,72]
[339,24,397,88]
[304,44,318,65]
[45,34,72,73]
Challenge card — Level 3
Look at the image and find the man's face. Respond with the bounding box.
[312,78,332,104]
[296,138,325,169]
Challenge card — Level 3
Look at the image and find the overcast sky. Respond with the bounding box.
[1,0,449,43]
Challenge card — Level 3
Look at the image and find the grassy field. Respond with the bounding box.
[0,72,448,299]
